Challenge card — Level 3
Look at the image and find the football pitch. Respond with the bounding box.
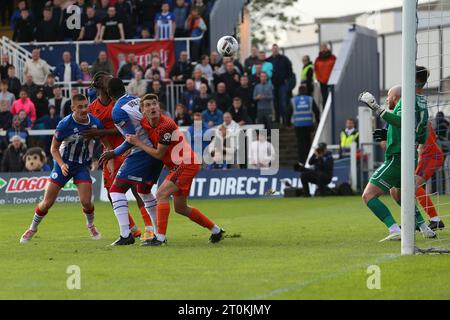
[1,195,450,300]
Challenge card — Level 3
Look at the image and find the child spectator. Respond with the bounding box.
[0,80,15,111]
[11,88,36,126]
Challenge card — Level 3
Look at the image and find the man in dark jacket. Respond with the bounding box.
[1,135,26,172]
[117,53,143,80]
[228,97,251,125]
[233,75,255,122]
[170,51,193,83]
[298,142,334,197]
[35,6,59,42]
[213,82,232,113]
[267,44,294,125]
[13,9,34,42]
[0,54,12,80]
[7,66,21,98]
[244,46,259,75]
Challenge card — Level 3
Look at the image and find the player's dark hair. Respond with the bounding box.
[233,97,242,102]
[208,99,216,104]
[107,78,126,100]
[416,65,429,88]
[72,93,87,103]
[90,71,111,90]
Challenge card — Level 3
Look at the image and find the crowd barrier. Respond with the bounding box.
[0,163,350,204]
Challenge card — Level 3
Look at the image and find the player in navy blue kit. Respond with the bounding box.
[20,94,114,244]
[100,78,163,246]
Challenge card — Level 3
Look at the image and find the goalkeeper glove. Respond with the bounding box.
[373,128,387,142]
[358,91,386,117]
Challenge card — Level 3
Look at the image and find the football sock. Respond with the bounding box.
[367,198,396,228]
[415,206,426,227]
[138,192,156,232]
[156,202,170,241]
[389,224,401,233]
[416,187,438,219]
[431,216,441,222]
[30,206,48,231]
[395,199,426,228]
[128,213,136,228]
[110,192,131,238]
[188,207,215,230]
[139,206,154,231]
[83,207,95,227]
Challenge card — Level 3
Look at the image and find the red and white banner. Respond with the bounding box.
[106,41,175,76]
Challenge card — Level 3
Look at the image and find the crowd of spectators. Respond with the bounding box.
[9,0,212,60]
[0,0,340,173]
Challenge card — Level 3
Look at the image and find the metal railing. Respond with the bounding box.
[0,36,35,84]
[16,34,204,65]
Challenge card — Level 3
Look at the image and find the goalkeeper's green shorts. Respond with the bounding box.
[369,154,401,192]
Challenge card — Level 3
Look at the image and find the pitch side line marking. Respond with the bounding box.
[250,253,400,299]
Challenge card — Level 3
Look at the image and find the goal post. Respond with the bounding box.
[401,0,418,255]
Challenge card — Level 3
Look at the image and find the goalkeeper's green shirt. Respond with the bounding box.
[381,94,428,158]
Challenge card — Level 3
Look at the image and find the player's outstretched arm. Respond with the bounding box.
[50,137,69,176]
[359,91,401,127]
[125,134,169,160]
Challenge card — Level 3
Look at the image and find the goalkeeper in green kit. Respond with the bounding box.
[358,66,436,242]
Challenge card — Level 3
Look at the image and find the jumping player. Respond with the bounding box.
[83,72,155,241]
[375,86,445,231]
[125,94,225,246]
[359,66,436,242]
[20,94,106,243]
[99,78,163,246]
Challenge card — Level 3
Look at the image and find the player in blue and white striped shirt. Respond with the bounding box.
[20,94,114,244]
[154,2,176,40]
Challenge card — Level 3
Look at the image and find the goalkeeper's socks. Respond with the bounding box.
[415,206,426,226]
[83,207,95,227]
[188,207,215,230]
[389,224,401,234]
[416,187,439,219]
[110,192,131,238]
[367,198,397,228]
[156,202,170,241]
[30,206,48,231]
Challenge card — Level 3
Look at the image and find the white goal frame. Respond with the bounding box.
[401,0,418,255]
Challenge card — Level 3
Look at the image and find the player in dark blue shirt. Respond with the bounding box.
[20,94,114,244]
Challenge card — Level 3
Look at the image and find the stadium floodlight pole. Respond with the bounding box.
[400,0,418,256]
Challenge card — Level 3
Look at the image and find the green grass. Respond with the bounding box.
[1,195,450,300]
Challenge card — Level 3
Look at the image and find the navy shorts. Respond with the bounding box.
[116,151,163,185]
[49,161,92,187]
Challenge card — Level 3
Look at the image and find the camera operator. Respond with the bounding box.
[296,142,334,197]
